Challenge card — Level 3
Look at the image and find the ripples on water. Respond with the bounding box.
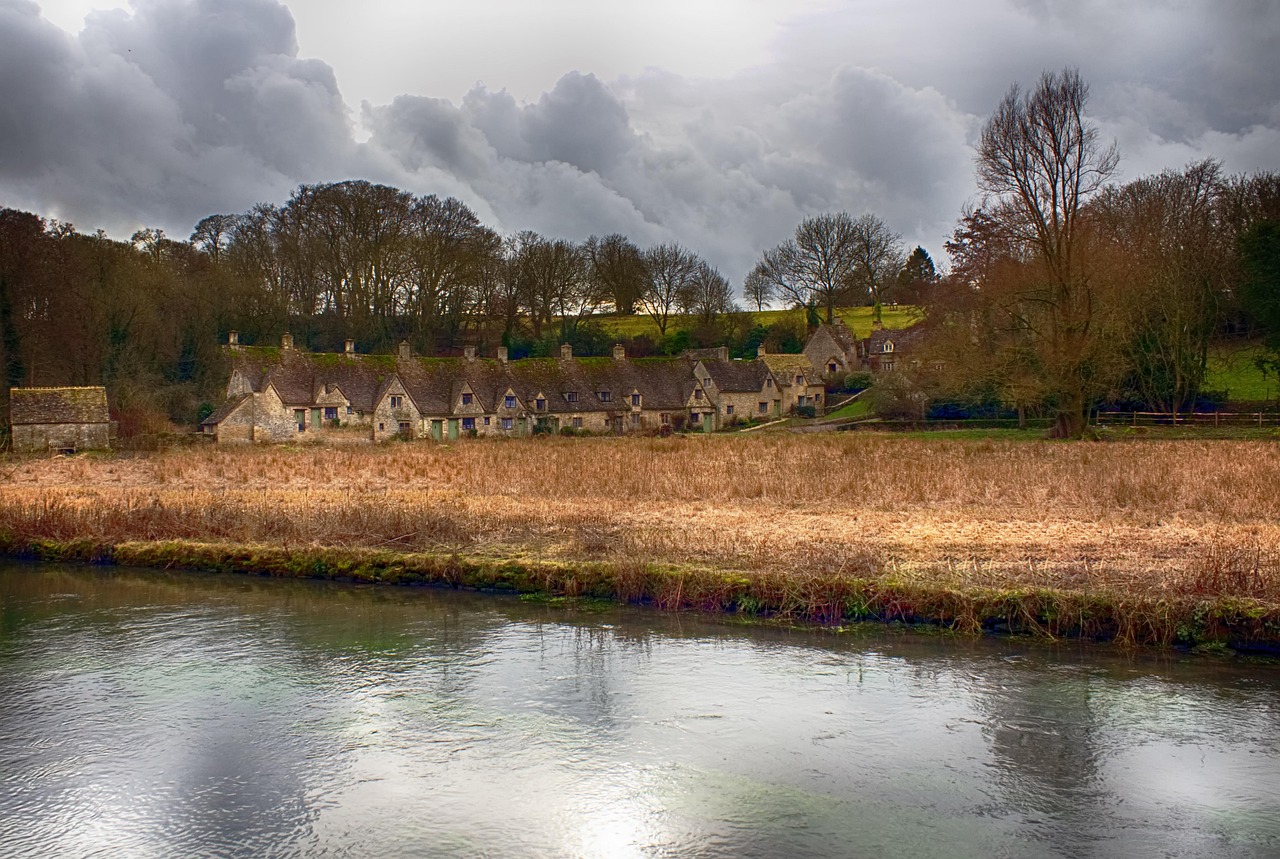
[1,563,1278,858]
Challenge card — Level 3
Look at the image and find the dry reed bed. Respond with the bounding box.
[2,435,1279,645]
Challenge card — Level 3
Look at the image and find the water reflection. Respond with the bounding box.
[1,563,1277,858]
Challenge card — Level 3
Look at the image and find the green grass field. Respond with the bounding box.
[592,305,921,340]
[1204,342,1279,403]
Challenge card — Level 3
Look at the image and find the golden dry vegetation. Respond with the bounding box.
[3,433,1279,608]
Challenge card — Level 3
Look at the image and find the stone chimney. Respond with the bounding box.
[871,319,884,330]
[398,340,411,360]
[497,346,508,363]
[281,333,294,350]
[718,345,729,361]
[560,343,572,360]
[613,344,625,361]
[344,338,355,355]
[756,343,766,357]
[228,330,239,347]
[464,345,476,361]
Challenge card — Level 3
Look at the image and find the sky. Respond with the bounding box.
[4,0,1279,288]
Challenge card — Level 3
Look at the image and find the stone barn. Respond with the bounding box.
[9,386,110,453]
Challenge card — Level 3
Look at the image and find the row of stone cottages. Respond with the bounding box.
[201,320,913,443]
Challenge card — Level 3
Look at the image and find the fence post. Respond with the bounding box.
[1132,410,1137,427]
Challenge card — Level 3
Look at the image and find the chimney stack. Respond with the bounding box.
[228,330,239,348]
[756,343,766,357]
[281,333,294,350]
[718,345,729,361]
[497,346,508,363]
[613,344,625,361]
[560,343,572,360]
[398,340,411,360]
[464,345,476,361]
[871,319,884,330]
[344,338,355,355]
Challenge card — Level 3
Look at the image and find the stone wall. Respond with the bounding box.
[12,422,110,453]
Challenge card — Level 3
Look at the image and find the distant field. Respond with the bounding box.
[592,306,921,340]
[1204,342,1279,403]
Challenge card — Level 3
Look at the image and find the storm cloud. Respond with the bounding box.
[2,0,1278,287]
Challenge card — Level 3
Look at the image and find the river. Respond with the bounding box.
[1,562,1277,858]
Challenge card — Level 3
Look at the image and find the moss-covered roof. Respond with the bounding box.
[9,387,109,425]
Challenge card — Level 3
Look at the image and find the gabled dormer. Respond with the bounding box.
[497,387,522,413]
[452,381,485,415]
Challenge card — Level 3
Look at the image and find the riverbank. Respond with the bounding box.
[2,434,1279,648]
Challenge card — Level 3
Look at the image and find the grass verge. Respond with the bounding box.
[3,536,1277,652]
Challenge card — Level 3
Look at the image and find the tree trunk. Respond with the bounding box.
[1049,390,1089,439]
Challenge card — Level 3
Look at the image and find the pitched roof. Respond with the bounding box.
[760,354,821,385]
[816,322,859,354]
[201,393,251,427]
[867,325,926,352]
[9,387,109,425]
[696,358,772,393]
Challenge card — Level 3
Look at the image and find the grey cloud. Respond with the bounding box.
[4,0,1279,292]
[0,0,349,233]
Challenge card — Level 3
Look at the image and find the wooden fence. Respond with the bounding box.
[1094,411,1280,428]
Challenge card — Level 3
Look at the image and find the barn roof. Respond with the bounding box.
[9,387,109,425]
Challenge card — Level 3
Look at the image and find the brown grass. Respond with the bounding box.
[2,434,1279,645]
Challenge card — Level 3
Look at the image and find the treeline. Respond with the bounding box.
[0,179,926,429]
[883,70,1280,436]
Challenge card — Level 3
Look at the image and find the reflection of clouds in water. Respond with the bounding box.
[1,565,1279,858]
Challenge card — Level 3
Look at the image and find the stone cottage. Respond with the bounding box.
[9,386,110,453]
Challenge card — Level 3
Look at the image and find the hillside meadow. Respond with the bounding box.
[2,433,1278,647]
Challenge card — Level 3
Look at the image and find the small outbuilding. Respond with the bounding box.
[8,386,110,453]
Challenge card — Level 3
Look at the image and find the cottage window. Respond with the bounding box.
[294,409,306,432]
[378,422,384,431]
[598,390,611,402]
[347,406,354,415]
[694,389,703,400]
[630,413,640,426]
[505,395,516,408]
[462,393,473,405]
[390,395,403,409]
[758,402,768,414]
[883,340,894,353]
[462,417,475,431]
[726,404,735,415]
[572,417,583,428]
[883,360,895,372]
[795,375,803,385]
[691,412,702,424]
[703,377,711,386]
[483,416,490,426]
[501,417,513,430]
[535,397,546,411]
[324,407,338,422]
[398,421,411,436]
[765,378,773,388]
[828,362,838,374]
[631,393,641,407]
[565,391,578,403]
[660,413,671,425]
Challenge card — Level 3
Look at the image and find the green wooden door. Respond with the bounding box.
[447,419,459,440]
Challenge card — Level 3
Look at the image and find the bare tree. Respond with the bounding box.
[685,261,734,325]
[848,213,905,311]
[639,243,700,336]
[584,233,647,315]
[1096,159,1229,413]
[743,265,774,312]
[976,67,1120,438]
[753,212,900,324]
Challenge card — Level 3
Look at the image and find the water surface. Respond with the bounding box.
[1,563,1277,858]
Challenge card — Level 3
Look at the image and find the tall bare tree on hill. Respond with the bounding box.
[975,67,1120,438]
